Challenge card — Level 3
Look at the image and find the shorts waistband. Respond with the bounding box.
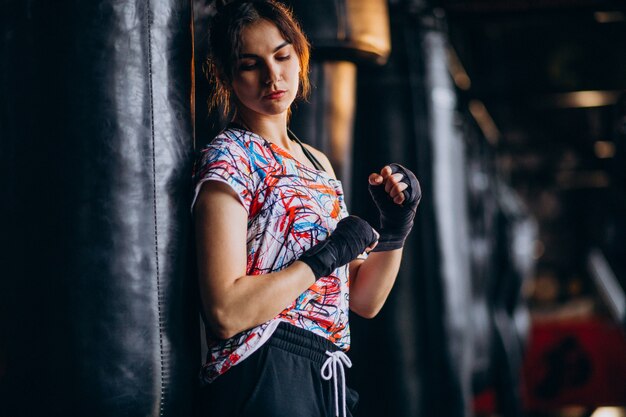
[268,322,340,365]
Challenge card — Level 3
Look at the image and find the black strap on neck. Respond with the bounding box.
[287,128,326,173]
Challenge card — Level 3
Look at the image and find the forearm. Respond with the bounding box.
[201,261,314,339]
[349,249,403,318]
[196,184,378,339]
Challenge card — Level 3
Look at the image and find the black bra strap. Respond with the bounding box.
[287,128,327,173]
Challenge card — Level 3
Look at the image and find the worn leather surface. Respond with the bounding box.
[0,2,198,416]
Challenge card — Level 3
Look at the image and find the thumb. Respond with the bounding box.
[369,173,383,185]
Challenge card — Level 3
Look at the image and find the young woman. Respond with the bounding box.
[192,1,421,416]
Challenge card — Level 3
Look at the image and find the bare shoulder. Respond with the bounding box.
[301,143,337,179]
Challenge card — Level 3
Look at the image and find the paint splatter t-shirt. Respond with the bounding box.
[192,126,353,384]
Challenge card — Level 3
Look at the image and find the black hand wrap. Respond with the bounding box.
[369,163,421,252]
[299,215,378,280]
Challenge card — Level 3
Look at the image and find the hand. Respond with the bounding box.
[299,215,379,280]
[368,163,421,251]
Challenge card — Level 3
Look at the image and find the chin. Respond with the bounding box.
[259,102,292,116]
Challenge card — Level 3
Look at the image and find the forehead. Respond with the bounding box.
[239,19,289,55]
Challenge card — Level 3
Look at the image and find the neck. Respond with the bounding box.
[234,108,291,149]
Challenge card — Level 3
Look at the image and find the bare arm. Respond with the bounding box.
[305,149,404,318]
[194,180,315,340]
[349,166,413,318]
[348,250,402,318]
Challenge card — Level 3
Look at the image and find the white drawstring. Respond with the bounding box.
[321,350,352,417]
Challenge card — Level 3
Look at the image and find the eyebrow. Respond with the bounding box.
[239,41,290,59]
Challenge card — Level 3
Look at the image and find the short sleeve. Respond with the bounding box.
[191,136,255,213]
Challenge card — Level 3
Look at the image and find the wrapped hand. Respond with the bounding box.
[299,215,378,279]
[368,163,421,251]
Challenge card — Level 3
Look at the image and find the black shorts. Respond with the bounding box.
[199,322,359,417]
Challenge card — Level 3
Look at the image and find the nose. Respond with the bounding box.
[263,60,281,85]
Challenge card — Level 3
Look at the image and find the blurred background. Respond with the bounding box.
[196,1,626,416]
[441,2,626,417]
[2,0,625,416]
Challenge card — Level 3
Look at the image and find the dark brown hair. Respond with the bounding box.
[207,0,311,116]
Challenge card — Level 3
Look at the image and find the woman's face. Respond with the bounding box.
[230,19,300,120]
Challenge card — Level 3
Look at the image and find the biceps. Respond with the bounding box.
[194,181,249,299]
[348,258,365,285]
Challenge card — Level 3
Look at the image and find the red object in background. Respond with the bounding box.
[473,389,496,415]
[522,317,626,411]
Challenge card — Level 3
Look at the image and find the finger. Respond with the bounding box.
[384,173,404,193]
[393,193,405,205]
[389,182,409,199]
[369,172,384,185]
[365,229,380,253]
[384,175,399,193]
[366,240,378,253]
[391,172,404,183]
[380,165,392,180]
[366,230,380,252]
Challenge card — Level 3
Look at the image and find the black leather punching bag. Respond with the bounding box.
[0,2,198,416]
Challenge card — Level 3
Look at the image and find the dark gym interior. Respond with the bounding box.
[2,1,625,416]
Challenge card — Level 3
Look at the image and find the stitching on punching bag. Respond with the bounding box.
[145,2,167,415]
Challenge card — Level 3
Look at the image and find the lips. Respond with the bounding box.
[263,90,286,100]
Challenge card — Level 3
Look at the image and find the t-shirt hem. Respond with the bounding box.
[201,318,284,385]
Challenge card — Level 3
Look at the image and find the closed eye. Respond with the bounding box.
[238,61,258,71]
[276,55,291,61]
